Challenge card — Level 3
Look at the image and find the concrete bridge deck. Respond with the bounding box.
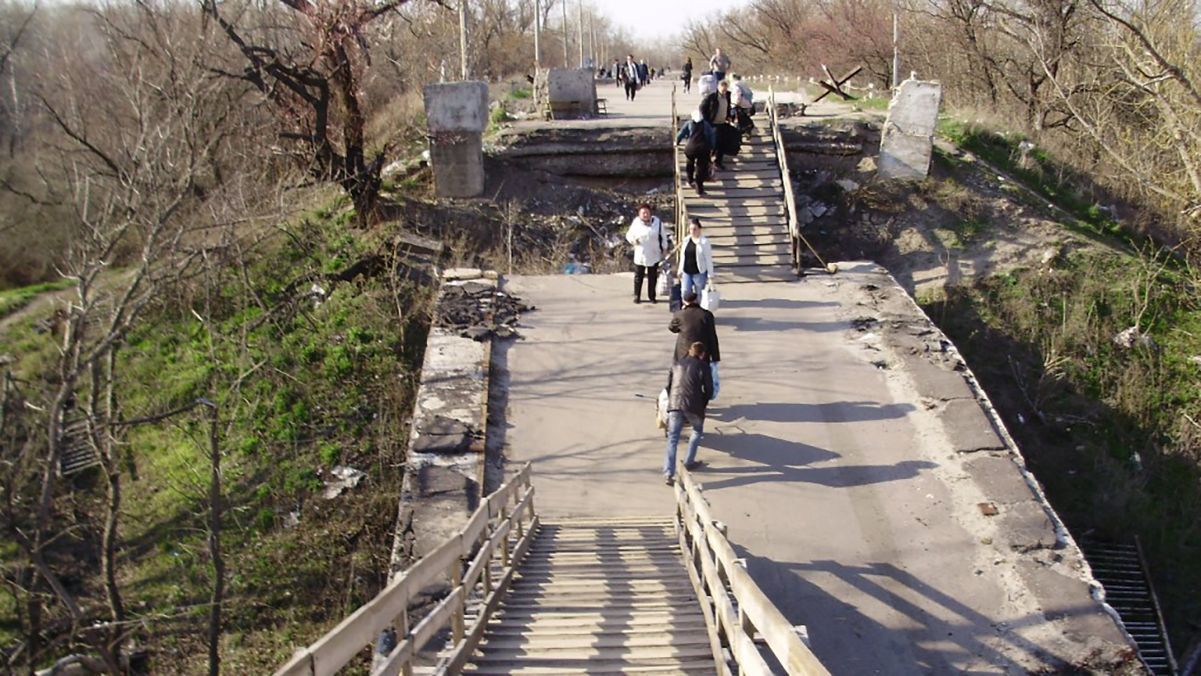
[500,267,1133,674]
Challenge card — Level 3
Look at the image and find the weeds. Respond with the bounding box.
[0,278,77,319]
[937,118,1127,242]
[923,249,1201,650]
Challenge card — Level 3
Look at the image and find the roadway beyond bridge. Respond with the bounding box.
[501,267,1135,674]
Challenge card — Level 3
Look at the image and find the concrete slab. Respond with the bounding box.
[942,398,1007,453]
[502,267,1134,673]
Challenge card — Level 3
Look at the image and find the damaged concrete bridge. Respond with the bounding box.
[275,85,1145,675]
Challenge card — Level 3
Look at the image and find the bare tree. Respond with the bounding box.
[0,2,249,669]
[202,0,421,227]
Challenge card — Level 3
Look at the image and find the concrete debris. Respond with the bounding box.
[808,202,830,219]
[836,179,860,193]
[435,280,534,342]
[323,465,366,500]
[878,78,942,179]
[1112,326,1156,350]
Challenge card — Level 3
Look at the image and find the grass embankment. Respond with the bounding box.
[1,203,437,671]
[0,279,77,320]
[922,124,1201,652]
[936,119,1127,243]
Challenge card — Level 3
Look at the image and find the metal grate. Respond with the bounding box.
[58,416,100,476]
[1080,538,1177,675]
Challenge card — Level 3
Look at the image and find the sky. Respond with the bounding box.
[594,0,751,41]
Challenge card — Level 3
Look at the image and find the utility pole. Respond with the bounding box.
[588,8,595,69]
[561,0,569,68]
[577,0,584,68]
[891,7,900,89]
[459,0,470,80]
[533,0,541,68]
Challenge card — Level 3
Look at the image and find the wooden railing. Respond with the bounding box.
[767,87,803,272]
[274,464,538,676]
[671,84,687,272]
[674,467,830,676]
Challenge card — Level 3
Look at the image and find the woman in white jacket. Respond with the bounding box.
[624,203,668,304]
[677,218,714,298]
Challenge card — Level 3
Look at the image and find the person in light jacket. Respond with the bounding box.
[677,218,714,299]
[625,203,668,304]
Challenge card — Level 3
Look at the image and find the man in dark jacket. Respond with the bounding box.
[700,81,737,170]
[663,342,714,484]
[669,291,721,364]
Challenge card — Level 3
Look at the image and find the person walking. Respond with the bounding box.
[676,218,715,301]
[612,58,622,88]
[676,111,715,196]
[624,203,667,303]
[731,73,755,135]
[701,80,736,170]
[638,59,650,87]
[669,288,720,364]
[681,57,693,92]
[708,47,731,82]
[662,341,714,484]
[623,55,640,100]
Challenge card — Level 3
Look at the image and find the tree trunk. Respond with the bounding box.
[206,401,224,676]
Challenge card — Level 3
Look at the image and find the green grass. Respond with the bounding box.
[508,87,531,100]
[0,279,77,319]
[923,250,1201,650]
[936,117,1128,243]
[1,202,436,672]
[852,96,890,112]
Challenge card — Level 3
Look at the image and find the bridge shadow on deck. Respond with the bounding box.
[733,547,1101,675]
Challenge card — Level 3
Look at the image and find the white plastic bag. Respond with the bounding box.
[656,266,672,298]
[710,362,720,401]
[701,284,721,312]
[656,387,669,430]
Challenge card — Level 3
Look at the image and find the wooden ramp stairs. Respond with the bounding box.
[275,464,830,676]
[674,89,800,284]
[460,517,714,674]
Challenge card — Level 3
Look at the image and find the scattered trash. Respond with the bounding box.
[835,179,860,192]
[1112,326,1156,350]
[978,502,999,517]
[323,465,366,500]
[283,511,301,529]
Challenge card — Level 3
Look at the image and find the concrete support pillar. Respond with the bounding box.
[878,76,942,180]
[423,81,489,198]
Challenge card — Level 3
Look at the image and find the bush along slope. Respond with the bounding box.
[0,205,438,673]
[923,248,1201,654]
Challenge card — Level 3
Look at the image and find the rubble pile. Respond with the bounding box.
[435,280,535,341]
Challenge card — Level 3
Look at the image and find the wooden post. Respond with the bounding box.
[397,609,412,676]
[450,559,465,644]
[500,506,511,567]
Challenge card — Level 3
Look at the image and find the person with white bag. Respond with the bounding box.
[676,218,714,301]
[624,203,668,304]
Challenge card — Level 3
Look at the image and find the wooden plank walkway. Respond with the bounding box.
[679,125,796,284]
[462,518,716,675]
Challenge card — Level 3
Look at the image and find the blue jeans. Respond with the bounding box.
[681,271,708,301]
[664,411,704,477]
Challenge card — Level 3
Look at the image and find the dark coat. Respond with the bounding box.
[700,90,733,124]
[669,304,721,363]
[666,355,713,416]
